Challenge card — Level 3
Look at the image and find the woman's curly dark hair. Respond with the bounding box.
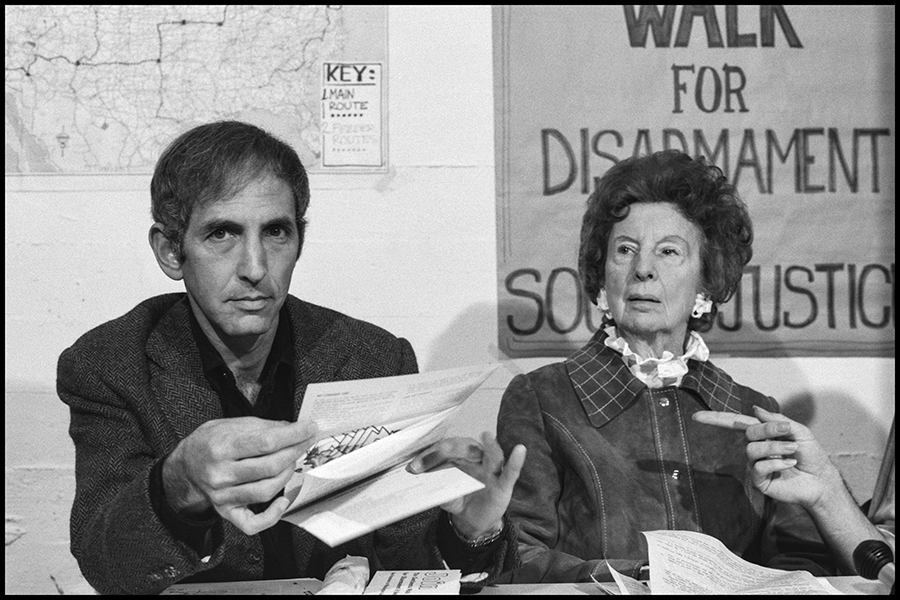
[577,150,753,333]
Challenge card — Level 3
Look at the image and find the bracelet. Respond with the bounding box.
[447,513,505,548]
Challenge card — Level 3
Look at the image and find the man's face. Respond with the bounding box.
[179,173,299,346]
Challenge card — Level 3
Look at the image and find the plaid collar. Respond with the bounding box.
[564,328,745,428]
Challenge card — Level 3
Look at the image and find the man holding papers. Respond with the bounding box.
[57,121,525,595]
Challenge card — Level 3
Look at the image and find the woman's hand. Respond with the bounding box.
[407,432,526,540]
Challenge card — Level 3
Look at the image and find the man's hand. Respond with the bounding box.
[694,406,843,510]
[407,432,526,540]
[742,405,844,510]
[163,417,317,535]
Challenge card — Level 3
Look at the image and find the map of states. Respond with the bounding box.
[5,5,385,174]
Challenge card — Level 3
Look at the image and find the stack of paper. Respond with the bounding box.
[363,570,461,595]
[601,530,843,595]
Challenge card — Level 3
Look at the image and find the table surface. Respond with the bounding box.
[159,574,890,595]
[476,576,889,595]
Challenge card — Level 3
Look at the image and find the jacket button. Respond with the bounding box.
[659,398,670,407]
[671,469,680,480]
[248,550,262,563]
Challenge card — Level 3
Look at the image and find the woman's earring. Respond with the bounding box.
[597,289,614,323]
[597,289,610,314]
[692,293,713,318]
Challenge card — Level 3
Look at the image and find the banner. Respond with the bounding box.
[494,5,894,358]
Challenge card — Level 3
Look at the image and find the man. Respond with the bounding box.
[58,121,525,594]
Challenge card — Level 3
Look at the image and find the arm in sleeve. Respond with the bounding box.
[57,347,228,594]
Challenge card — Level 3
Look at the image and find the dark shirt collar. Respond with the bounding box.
[564,327,745,428]
[187,302,293,385]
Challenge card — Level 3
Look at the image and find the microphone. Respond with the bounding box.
[853,539,895,594]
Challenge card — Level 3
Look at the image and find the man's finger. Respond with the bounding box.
[751,457,798,480]
[747,440,798,462]
[746,420,794,442]
[208,464,296,508]
[220,496,289,536]
[752,405,791,423]
[233,419,318,458]
[692,411,760,431]
[231,442,312,482]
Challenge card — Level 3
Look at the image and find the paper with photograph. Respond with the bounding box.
[280,363,499,546]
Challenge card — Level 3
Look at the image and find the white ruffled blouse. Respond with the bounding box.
[602,325,710,389]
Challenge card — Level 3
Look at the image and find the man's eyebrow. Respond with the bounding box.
[265,216,295,230]
[197,218,242,235]
[197,216,295,235]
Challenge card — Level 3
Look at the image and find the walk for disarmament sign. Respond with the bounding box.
[494,5,894,358]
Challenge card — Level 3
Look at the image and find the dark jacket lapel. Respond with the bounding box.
[285,295,350,419]
[145,297,223,442]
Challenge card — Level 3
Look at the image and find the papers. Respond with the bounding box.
[296,363,500,438]
[363,569,461,595]
[602,567,650,595]
[282,463,483,547]
[281,364,499,547]
[600,530,842,594]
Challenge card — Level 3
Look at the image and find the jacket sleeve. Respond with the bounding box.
[57,346,229,595]
[495,373,621,583]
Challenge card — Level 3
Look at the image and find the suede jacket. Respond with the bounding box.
[496,328,835,583]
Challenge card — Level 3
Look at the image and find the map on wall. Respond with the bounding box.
[5,5,387,175]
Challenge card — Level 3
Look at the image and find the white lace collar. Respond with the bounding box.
[602,325,709,389]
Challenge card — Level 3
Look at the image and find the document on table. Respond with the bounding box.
[280,364,499,547]
[601,530,842,594]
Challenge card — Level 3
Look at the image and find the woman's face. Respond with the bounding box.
[604,202,704,349]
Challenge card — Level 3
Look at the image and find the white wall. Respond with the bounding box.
[4,5,894,595]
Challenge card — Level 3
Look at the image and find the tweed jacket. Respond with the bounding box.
[58,293,516,594]
[495,329,835,583]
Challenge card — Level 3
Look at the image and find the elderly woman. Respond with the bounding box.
[496,150,834,582]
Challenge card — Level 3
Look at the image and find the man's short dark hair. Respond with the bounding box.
[150,121,310,260]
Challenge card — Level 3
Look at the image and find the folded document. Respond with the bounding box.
[280,364,499,547]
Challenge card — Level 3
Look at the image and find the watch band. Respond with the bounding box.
[447,513,505,548]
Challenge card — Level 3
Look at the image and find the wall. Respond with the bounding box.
[4,5,894,595]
